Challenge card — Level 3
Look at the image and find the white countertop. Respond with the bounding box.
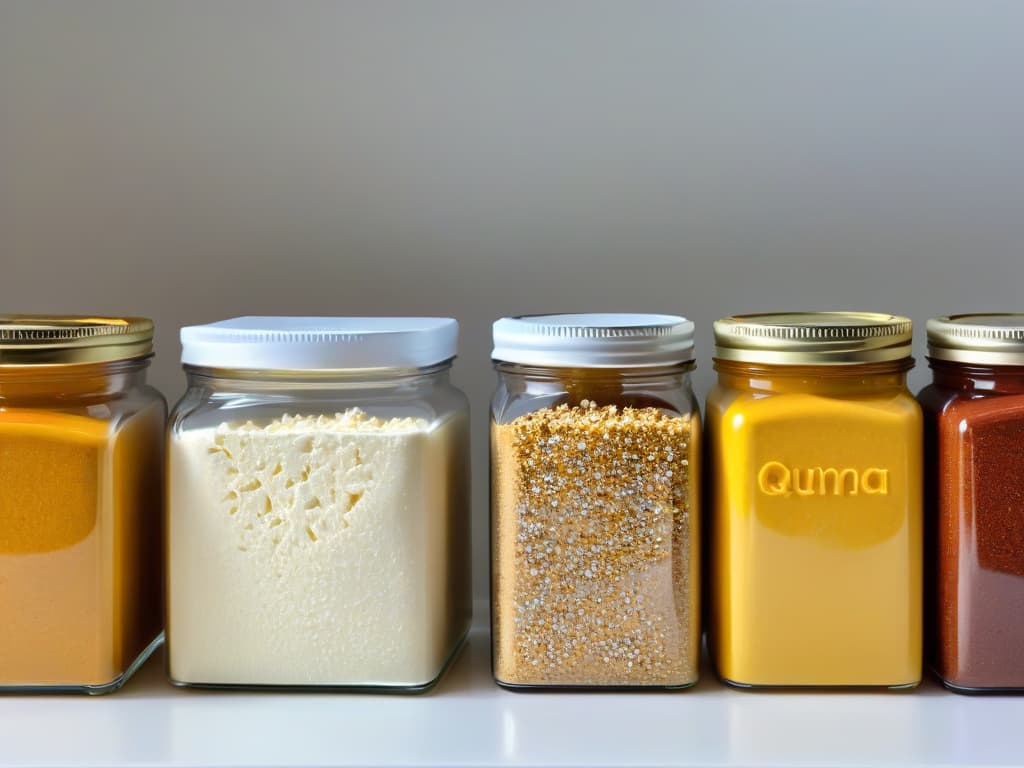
[1,608,1022,768]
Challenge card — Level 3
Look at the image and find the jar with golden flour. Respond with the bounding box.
[707,312,922,689]
[0,316,165,693]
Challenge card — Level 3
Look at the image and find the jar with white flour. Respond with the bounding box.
[167,317,471,691]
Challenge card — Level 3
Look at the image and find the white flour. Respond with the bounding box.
[167,409,468,687]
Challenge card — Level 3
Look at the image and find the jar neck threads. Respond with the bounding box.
[492,362,696,415]
[184,361,452,394]
[713,358,913,395]
[0,357,152,402]
[928,358,1024,395]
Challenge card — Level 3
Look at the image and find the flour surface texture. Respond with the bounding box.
[168,409,466,687]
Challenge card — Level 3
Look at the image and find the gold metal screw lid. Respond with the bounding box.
[713,311,913,366]
[0,315,154,365]
[927,314,1024,366]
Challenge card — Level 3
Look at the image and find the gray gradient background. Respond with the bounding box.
[2,1,1022,599]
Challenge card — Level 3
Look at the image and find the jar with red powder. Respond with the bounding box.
[920,314,1024,693]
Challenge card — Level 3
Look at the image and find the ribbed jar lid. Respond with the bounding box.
[927,314,1024,365]
[0,315,153,365]
[491,313,695,368]
[180,317,458,371]
[713,311,913,365]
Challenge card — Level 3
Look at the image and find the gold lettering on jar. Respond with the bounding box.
[861,467,889,495]
[757,461,791,496]
[819,468,859,496]
[757,462,889,497]
[793,467,817,497]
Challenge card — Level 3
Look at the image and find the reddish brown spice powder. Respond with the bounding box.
[921,366,1024,691]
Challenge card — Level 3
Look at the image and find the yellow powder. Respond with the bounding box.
[707,377,922,687]
[0,404,163,688]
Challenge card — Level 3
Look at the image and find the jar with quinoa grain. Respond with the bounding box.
[490,314,700,689]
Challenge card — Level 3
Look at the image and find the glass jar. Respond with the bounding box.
[166,317,470,691]
[490,314,701,689]
[919,314,1024,693]
[707,312,922,689]
[0,315,165,693]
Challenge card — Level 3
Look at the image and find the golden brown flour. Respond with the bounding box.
[0,404,163,688]
[492,401,696,687]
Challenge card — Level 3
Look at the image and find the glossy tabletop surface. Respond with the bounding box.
[1,608,1022,767]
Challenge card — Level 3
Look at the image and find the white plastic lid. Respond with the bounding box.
[180,317,458,371]
[492,313,695,368]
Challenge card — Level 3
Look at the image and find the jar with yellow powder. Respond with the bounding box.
[707,312,922,689]
[491,314,701,689]
[0,315,165,693]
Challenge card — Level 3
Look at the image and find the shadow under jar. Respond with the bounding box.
[707,312,922,689]
[0,316,165,693]
[490,314,701,689]
[166,317,471,692]
[919,314,1024,693]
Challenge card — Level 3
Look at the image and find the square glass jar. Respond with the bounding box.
[707,312,922,689]
[0,316,165,693]
[166,317,471,691]
[919,314,1024,693]
[490,314,701,689]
